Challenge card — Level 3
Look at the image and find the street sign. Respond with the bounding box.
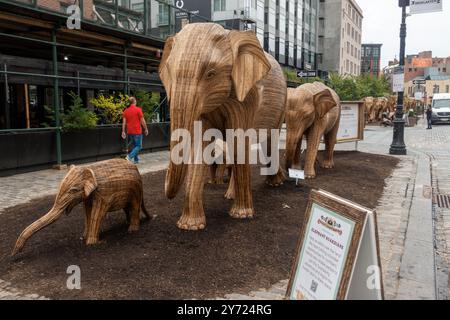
[297,70,317,78]
[410,0,443,14]
[414,92,424,100]
[392,72,405,93]
[412,79,426,85]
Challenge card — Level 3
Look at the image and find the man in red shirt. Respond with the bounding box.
[122,97,149,164]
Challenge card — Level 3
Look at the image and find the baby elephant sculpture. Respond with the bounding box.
[12,159,150,256]
[284,82,341,179]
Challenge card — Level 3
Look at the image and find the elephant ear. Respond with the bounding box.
[83,168,98,198]
[159,36,175,99]
[311,82,337,118]
[228,30,271,102]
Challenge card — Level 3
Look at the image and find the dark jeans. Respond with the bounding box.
[427,118,432,129]
[128,134,143,163]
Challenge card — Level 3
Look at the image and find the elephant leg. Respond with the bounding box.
[85,198,108,245]
[293,136,303,169]
[224,170,235,200]
[322,125,338,169]
[83,201,93,240]
[264,132,286,187]
[177,162,206,230]
[208,164,217,184]
[229,163,254,219]
[128,198,141,233]
[216,164,226,184]
[304,124,324,179]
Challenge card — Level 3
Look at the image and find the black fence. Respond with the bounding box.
[0,122,170,176]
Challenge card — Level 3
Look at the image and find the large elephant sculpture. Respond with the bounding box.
[284,82,341,179]
[159,23,286,231]
[12,159,150,255]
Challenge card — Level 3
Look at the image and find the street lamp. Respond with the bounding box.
[389,0,409,155]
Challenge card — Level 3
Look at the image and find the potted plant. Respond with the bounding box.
[407,109,417,127]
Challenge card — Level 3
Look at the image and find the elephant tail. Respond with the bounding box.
[141,198,151,220]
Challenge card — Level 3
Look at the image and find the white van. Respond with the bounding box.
[431,93,450,124]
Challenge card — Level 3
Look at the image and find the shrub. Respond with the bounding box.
[90,93,129,124]
[134,90,159,122]
[61,92,98,131]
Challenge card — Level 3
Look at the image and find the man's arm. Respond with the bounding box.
[122,117,127,139]
[141,117,149,136]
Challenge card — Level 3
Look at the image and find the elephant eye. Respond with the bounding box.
[69,187,79,193]
[205,69,216,80]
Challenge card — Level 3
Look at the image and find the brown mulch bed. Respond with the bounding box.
[0,151,399,299]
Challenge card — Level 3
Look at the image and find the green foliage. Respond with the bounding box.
[134,90,159,122]
[61,92,98,131]
[42,105,55,128]
[328,73,391,101]
[90,93,129,124]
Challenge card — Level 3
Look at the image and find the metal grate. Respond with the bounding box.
[434,195,450,209]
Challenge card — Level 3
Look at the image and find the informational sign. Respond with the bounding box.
[410,0,443,14]
[174,0,212,32]
[412,79,426,85]
[297,70,317,78]
[286,189,384,300]
[414,92,424,100]
[392,72,405,93]
[336,101,365,143]
[288,169,305,180]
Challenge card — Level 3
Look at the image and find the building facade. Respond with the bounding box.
[361,44,382,78]
[318,0,363,76]
[177,0,320,71]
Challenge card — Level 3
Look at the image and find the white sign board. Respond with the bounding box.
[410,0,443,14]
[392,73,405,93]
[286,189,384,300]
[414,92,424,100]
[288,169,305,180]
[337,104,360,142]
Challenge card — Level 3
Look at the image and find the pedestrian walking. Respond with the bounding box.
[426,105,433,130]
[122,97,149,164]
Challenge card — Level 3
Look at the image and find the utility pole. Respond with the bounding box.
[389,0,409,155]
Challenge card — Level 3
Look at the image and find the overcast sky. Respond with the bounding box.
[358,0,450,68]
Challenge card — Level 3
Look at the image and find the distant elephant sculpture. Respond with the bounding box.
[363,97,375,123]
[284,82,341,179]
[159,23,286,231]
[376,97,389,121]
[12,159,150,256]
[208,139,232,185]
[388,95,397,112]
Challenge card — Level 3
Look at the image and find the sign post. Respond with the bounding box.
[336,101,365,144]
[286,189,384,300]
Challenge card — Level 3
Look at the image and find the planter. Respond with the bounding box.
[0,122,170,176]
[407,116,417,127]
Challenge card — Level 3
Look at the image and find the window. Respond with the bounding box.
[214,0,226,11]
[446,85,449,93]
[433,85,440,94]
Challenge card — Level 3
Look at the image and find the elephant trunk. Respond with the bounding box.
[165,162,187,199]
[12,206,63,256]
[284,127,304,171]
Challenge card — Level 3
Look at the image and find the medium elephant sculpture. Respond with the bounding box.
[159,23,286,231]
[284,82,341,179]
[12,159,150,256]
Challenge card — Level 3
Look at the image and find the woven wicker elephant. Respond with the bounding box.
[12,159,150,256]
[284,82,341,179]
[159,23,286,231]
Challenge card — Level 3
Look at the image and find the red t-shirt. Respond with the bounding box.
[123,105,143,135]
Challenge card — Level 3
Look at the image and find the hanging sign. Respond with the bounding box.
[410,0,443,14]
[286,189,384,300]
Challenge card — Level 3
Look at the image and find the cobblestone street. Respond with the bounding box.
[1,119,449,300]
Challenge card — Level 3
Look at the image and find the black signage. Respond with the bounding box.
[297,70,317,78]
[412,79,426,85]
[175,0,212,32]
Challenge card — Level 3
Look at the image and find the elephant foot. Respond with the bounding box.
[305,170,316,179]
[321,160,334,169]
[85,237,105,245]
[177,215,206,231]
[229,206,254,219]
[128,225,140,233]
[265,170,286,187]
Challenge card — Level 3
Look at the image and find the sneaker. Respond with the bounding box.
[125,156,132,162]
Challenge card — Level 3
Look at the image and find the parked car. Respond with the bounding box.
[431,93,450,124]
